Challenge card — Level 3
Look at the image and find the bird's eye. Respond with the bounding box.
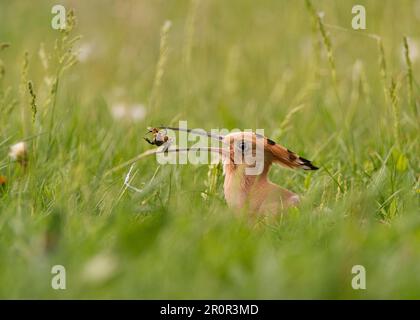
[237,141,249,153]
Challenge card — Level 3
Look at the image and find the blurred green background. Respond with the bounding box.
[0,0,419,298]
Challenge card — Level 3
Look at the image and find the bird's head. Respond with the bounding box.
[222,132,272,176]
[222,131,318,176]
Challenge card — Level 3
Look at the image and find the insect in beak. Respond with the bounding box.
[143,127,172,151]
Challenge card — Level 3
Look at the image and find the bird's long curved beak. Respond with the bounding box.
[157,126,225,142]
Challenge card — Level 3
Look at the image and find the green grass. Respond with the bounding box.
[0,0,419,299]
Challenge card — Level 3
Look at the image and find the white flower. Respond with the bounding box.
[162,20,172,32]
[9,142,28,162]
[111,103,128,120]
[77,42,94,62]
[130,103,147,121]
[317,11,325,19]
[82,253,117,284]
[111,103,147,122]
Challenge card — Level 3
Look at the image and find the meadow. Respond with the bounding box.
[0,0,419,299]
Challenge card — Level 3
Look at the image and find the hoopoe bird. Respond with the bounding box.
[221,131,318,213]
[143,127,318,214]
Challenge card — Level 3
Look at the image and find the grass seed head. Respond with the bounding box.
[403,36,417,117]
[28,81,37,123]
[9,141,28,166]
